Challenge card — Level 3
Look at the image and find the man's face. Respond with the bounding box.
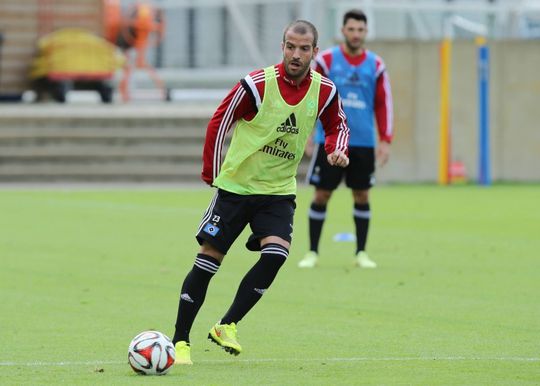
[281,29,318,81]
[342,18,367,52]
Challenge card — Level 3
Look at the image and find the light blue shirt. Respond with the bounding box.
[315,47,378,147]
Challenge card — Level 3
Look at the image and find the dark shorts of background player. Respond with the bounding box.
[307,144,375,190]
[196,189,296,255]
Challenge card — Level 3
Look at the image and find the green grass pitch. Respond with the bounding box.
[1,184,539,385]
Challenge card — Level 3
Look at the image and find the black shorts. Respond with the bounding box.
[306,144,375,190]
[196,189,296,255]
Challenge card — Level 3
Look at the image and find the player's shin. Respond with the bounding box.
[220,243,288,324]
[172,253,220,344]
[353,203,370,252]
[309,203,327,252]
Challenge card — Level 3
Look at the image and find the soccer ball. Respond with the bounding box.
[128,330,175,375]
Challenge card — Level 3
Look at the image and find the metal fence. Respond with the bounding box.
[120,0,540,71]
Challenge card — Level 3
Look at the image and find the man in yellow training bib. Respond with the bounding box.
[171,20,350,365]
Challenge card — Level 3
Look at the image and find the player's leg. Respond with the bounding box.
[219,236,289,326]
[300,144,342,268]
[352,188,370,253]
[209,238,289,355]
[310,188,332,253]
[352,188,376,267]
[346,147,377,268]
[209,195,293,355]
[298,188,332,268]
[172,189,248,363]
[173,241,223,364]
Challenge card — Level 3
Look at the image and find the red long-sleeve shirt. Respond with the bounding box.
[314,46,394,143]
[201,63,350,185]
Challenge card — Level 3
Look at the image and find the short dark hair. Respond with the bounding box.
[343,9,367,26]
[283,19,318,47]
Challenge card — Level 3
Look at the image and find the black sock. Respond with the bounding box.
[172,254,220,344]
[354,203,370,253]
[309,203,326,252]
[220,244,288,325]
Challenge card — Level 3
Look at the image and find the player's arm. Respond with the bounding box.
[374,59,394,167]
[201,82,255,185]
[312,50,331,77]
[318,81,350,168]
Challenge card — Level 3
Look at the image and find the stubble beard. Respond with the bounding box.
[285,60,310,81]
[345,39,364,54]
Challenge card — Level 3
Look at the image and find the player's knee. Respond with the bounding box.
[200,242,225,263]
[353,189,369,204]
[261,243,289,267]
[314,189,332,205]
[260,235,290,250]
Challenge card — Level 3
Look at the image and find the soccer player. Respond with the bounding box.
[297,9,394,269]
[172,20,350,365]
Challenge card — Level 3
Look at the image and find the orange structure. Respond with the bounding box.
[103,0,166,101]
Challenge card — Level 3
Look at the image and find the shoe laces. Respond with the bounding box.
[224,323,238,337]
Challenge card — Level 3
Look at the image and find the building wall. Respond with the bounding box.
[369,40,540,182]
[0,0,538,182]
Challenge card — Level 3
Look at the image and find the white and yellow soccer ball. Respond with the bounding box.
[128,330,175,375]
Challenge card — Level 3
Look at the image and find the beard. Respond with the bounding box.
[284,59,310,80]
[345,38,364,53]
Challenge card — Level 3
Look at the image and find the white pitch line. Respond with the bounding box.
[1,357,539,367]
[0,361,122,367]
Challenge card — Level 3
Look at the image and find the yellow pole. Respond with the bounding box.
[438,38,451,185]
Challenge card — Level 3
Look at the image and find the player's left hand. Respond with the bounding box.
[376,141,391,167]
[327,150,349,168]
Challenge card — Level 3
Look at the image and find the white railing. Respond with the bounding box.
[119,0,540,90]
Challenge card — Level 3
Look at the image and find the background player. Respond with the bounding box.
[298,9,394,269]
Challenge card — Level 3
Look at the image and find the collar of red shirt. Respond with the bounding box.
[339,45,367,65]
[277,62,311,88]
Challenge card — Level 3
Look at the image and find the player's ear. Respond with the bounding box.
[312,46,319,58]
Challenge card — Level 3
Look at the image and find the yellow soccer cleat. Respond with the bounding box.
[208,322,242,356]
[174,341,193,365]
[355,251,377,268]
[297,251,318,268]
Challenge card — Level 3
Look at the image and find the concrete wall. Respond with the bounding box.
[0,40,538,184]
[149,39,540,183]
[369,40,540,183]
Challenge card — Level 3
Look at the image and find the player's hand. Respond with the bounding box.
[201,174,213,186]
[327,150,349,168]
[376,141,391,167]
